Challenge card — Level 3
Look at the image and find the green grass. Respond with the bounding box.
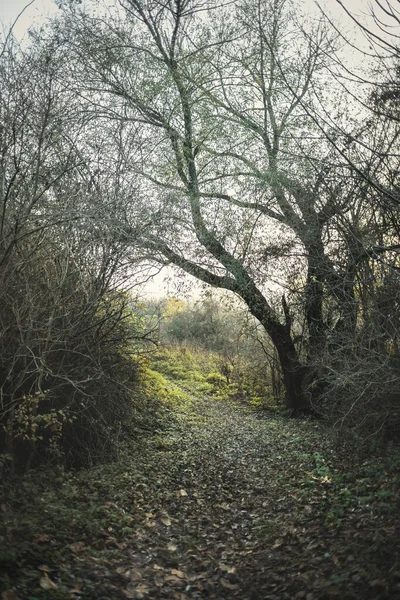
[148,346,225,397]
[148,344,281,408]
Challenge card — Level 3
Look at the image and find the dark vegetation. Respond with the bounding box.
[1,369,399,599]
[0,196,154,471]
[3,298,399,598]
[1,0,400,598]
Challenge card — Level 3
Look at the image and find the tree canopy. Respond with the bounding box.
[1,0,399,434]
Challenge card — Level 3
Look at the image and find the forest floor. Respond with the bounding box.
[1,390,400,600]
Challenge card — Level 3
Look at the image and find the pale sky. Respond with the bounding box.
[0,0,371,38]
[0,0,59,39]
[0,0,384,62]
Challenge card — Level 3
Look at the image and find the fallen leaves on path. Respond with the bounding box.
[1,395,399,599]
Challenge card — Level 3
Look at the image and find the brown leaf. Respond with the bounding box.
[125,583,150,599]
[154,574,165,587]
[39,575,58,590]
[2,592,20,600]
[187,572,208,582]
[164,575,184,586]
[34,533,52,543]
[178,489,188,497]
[171,569,185,578]
[69,580,84,594]
[134,584,150,598]
[69,541,86,554]
[167,542,178,552]
[220,577,238,590]
[218,563,236,574]
[272,541,282,549]
[116,567,132,579]
[145,521,157,528]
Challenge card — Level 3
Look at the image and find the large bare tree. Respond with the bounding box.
[40,0,395,416]
[53,0,376,412]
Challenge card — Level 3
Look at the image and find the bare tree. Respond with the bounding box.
[0,29,153,470]
[54,0,370,412]
[2,0,396,431]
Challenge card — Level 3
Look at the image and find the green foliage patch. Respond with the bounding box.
[143,368,194,411]
[149,344,282,408]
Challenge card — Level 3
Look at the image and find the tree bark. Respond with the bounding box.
[147,238,309,413]
[238,284,309,413]
[263,319,308,414]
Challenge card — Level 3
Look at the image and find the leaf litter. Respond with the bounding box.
[1,393,399,599]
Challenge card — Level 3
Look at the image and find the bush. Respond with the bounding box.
[311,325,400,441]
[144,369,194,410]
[205,372,228,393]
[0,34,154,471]
[0,240,150,471]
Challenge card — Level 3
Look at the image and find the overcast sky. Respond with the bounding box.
[0,0,58,39]
[0,0,372,37]
[1,0,386,61]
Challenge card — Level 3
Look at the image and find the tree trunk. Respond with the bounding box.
[241,286,309,413]
[268,323,308,414]
[304,240,327,358]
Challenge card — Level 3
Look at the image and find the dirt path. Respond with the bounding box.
[1,395,399,599]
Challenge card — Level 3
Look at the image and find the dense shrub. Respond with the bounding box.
[311,272,400,440]
[0,237,150,471]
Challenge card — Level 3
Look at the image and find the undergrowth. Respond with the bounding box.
[0,391,399,599]
[148,344,282,410]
